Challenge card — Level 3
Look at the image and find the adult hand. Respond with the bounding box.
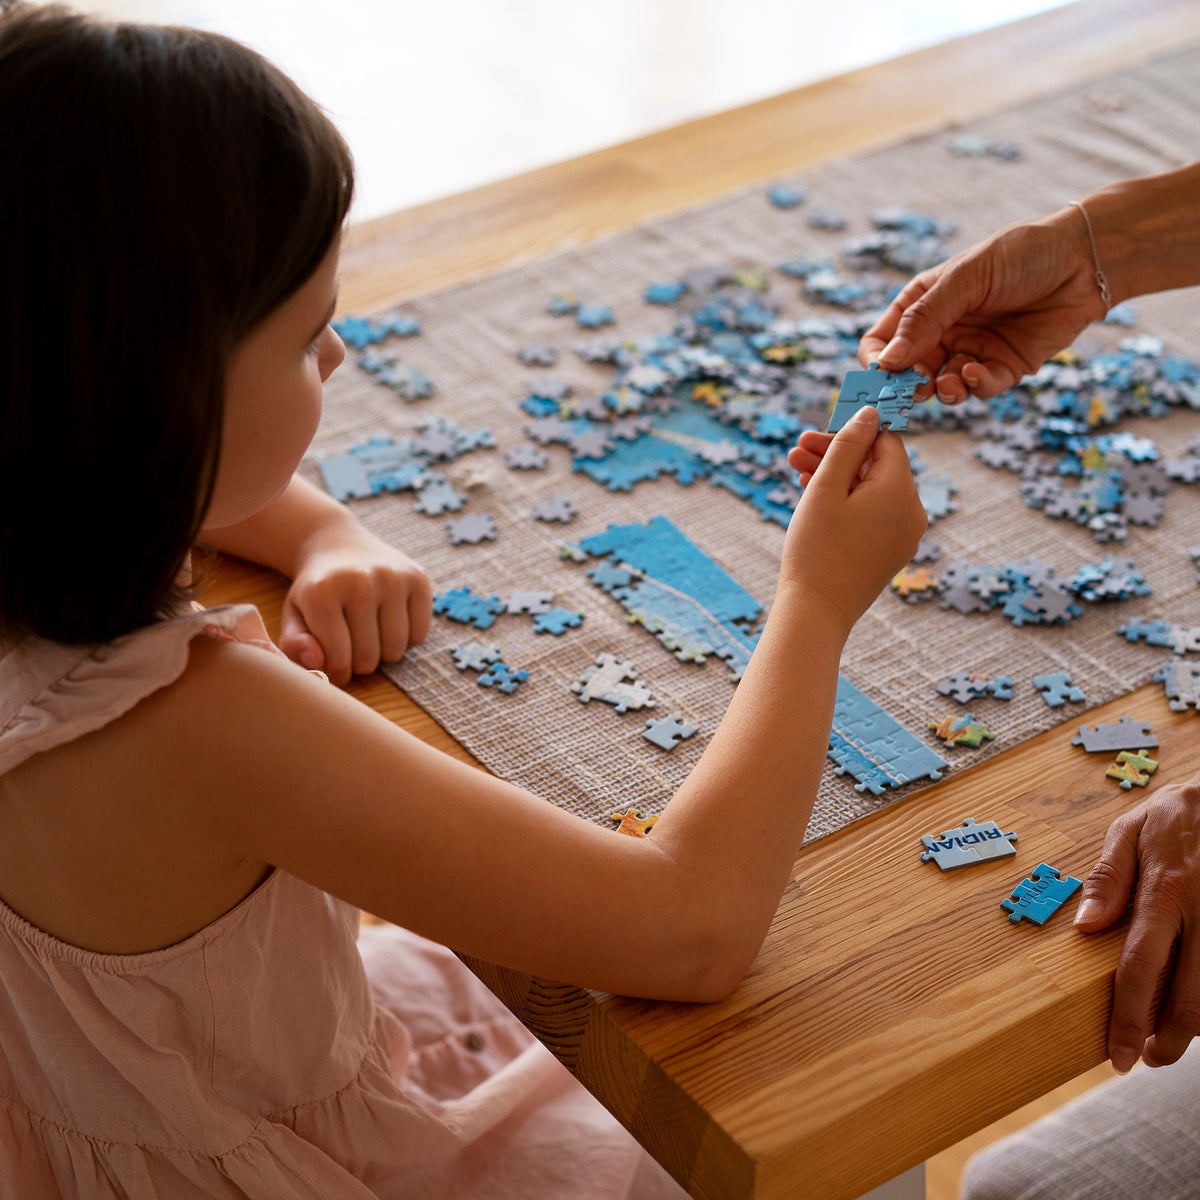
[860,206,1108,401]
[1074,775,1200,1072]
[279,524,432,685]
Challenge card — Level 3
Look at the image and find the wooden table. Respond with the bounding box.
[202,2,1200,1195]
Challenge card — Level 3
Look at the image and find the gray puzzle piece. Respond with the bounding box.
[920,817,1018,870]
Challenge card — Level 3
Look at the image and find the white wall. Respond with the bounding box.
[65,1,1072,222]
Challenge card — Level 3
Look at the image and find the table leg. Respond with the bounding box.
[857,1162,925,1200]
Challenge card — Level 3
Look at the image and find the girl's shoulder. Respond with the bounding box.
[0,604,291,776]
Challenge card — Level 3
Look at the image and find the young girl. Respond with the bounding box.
[0,4,925,1197]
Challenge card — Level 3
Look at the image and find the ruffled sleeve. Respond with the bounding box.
[0,605,292,775]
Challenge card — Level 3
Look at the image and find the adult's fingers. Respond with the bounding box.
[1143,929,1200,1068]
[1108,891,1182,1074]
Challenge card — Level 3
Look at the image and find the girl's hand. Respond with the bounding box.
[782,407,926,634]
[280,524,431,684]
[859,207,1106,402]
[1074,775,1200,1073]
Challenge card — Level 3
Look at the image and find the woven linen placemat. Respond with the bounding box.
[305,44,1200,843]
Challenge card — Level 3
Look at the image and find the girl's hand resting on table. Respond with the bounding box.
[279,524,431,685]
[783,406,926,635]
[859,207,1108,402]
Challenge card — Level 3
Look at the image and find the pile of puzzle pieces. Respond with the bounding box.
[319,182,1200,813]
[897,556,1151,630]
[957,344,1200,545]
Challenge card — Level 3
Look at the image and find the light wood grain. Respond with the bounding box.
[200,1,1200,1195]
[462,688,1191,1200]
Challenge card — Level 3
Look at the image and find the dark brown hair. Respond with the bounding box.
[0,2,353,643]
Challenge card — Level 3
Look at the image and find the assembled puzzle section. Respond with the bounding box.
[826,363,929,432]
[829,677,949,795]
[572,515,763,680]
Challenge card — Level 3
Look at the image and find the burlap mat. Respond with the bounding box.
[305,45,1200,842]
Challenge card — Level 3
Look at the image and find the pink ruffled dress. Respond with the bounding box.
[0,604,685,1199]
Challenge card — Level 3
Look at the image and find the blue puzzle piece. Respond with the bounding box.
[642,715,698,750]
[477,661,529,694]
[827,363,929,432]
[920,817,1018,870]
[1031,671,1086,707]
[576,304,615,329]
[432,586,507,630]
[1001,863,1082,926]
[574,435,710,492]
[766,183,808,209]
[644,281,686,305]
[532,607,585,635]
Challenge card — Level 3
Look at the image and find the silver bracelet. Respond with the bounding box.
[1071,199,1113,312]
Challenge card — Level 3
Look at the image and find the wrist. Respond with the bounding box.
[767,578,857,649]
[1078,165,1200,306]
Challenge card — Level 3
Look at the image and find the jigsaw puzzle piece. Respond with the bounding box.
[919,817,1018,870]
[572,653,656,713]
[1106,749,1158,789]
[642,715,698,751]
[610,808,658,837]
[1031,672,1086,707]
[448,641,502,672]
[432,586,507,630]
[477,661,529,695]
[532,607,585,635]
[1001,863,1082,926]
[1071,715,1158,753]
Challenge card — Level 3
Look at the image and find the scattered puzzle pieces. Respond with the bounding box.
[1106,749,1159,789]
[571,653,656,713]
[642,715,698,751]
[1117,617,1200,655]
[1031,672,1086,707]
[1071,715,1158,752]
[1001,863,1083,926]
[919,817,1018,870]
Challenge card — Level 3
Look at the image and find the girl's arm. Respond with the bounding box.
[200,474,431,684]
[180,409,922,1002]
